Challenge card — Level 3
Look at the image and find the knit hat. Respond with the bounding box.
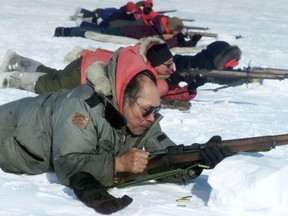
[167,17,184,33]
[146,43,173,67]
[126,2,137,14]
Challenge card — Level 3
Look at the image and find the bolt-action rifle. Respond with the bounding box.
[186,31,243,39]
[156,67,288,81]
[184,25,209,31]
[186,31,217,38]
[113,133,288,188]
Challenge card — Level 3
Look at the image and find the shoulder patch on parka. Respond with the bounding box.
[71,112,90,129]
[157,133,168,142]
[84,92,101,108]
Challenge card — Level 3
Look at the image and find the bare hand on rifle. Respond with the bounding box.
[115,148,149,173]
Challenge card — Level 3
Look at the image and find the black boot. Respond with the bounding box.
[54,27,71,37]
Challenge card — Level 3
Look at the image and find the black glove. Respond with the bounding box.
[166,72,185,88]
[189,34,202,43]
[176,32,188,42]
[69,172,133,215]
[198,135,233,169]
[176,33,202,47]
[176,32,190,47]
[187,74,206,92]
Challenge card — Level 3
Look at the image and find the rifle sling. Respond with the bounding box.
[113,169,184,188]
[113,164,199,188]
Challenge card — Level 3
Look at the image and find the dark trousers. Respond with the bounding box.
[34,58,82,94]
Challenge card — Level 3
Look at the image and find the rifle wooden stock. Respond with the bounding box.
[184,25,209,31]
[156,68,288,80]
[116,133,288,187]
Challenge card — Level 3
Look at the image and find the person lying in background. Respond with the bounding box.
[72,0,157,28]
[0,37,204,103]
[0,39,245,102]
[54,15,202,48]
[72,1,144,28]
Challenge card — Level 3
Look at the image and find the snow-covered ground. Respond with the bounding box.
[1,0,288,215]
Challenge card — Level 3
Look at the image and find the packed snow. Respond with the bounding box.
[1,0,288,215]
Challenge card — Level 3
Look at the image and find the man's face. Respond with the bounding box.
[134,13,143,20]
[153,58,175,75]
[122,78,160,135]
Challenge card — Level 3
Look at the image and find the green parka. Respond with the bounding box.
[0,46,176,186]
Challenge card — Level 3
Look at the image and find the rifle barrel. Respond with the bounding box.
[157,69,286,80]
[200,69,285,79]
[248,67,288,76]
[158,9,177,14]
[180,18,195,22]
[117,133,288,187]
[213,133,288,153]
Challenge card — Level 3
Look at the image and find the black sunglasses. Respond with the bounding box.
[163,61,174,68]
[135,100,161,117]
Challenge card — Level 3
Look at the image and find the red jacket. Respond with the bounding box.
[80,40,196,102]
[80,48,114,84]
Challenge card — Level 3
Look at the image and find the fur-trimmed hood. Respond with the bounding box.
[214,45,242,69]
[201,41,242,69]
[86,61,111,97]
[86,37,168,113]
[86,38,167,114]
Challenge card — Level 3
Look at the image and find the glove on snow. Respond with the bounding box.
[69,171,133,215]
